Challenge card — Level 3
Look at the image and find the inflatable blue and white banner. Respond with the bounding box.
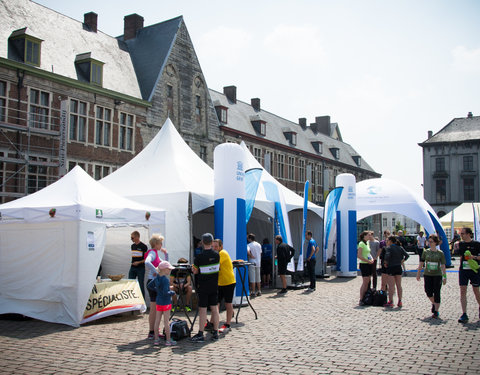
[263,181,295,272]
[323,186,343,265]
[427,211,451,265]
[335,174,358,277]
[245,168,263,224]
[214,143,247,301]
[297,180,309,272]
[474,203,480,241]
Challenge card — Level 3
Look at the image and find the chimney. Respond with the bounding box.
[251,98,260,111]
[298,118,307,129]
[224,86,237,103]
[124,14,144,41]
[84,12,98,32]
[310,122,318,134]
[315,115,331,135]
[467,111,473,118]
[428,130,433,139]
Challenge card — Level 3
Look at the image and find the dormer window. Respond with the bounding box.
[352,155,361,166]
[250,115,266,136]
[330,147,340,159]
[8,28,43,67]
[311,141,323,154]
[215,105,228,124]
[283,130,297,146]
[75,53,104,86]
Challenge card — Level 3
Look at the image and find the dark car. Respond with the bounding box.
[402,234,418,253]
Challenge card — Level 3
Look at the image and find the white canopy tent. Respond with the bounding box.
[101,119,324,262]
[440,202,480,227]
[0,166,165,327]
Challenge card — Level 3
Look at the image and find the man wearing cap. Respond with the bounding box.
[190,233,220,342]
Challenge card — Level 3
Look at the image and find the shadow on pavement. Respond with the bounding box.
[0,315,75,339]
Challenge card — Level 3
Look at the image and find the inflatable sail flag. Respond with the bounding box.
[263,180,295,272]
[323,187,343,266]
[474,203,480,241]
[297,180,309,272]
[245,168,262,224]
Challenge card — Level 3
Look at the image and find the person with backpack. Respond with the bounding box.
[305,230,319,292]
[357,231,374,305]
[275,235,295,294]
[416,234,446,319]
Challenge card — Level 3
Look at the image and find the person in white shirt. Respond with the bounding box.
[247,233,262,296]
[417,231,427,261]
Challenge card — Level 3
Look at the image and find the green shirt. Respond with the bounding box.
[358,242,371,264]
[421,249,446,276]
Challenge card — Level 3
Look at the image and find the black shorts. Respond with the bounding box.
[218,283,236,304]
[387,265,403,276]
[359,263,372,277]
[278,261,287,275]
[459,269,480,287]
[198,291,218,308]
[146,279,156,302]
[261,258,272,275]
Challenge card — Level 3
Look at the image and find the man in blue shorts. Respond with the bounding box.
[458,227,480,323]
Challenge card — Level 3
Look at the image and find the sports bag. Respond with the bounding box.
[362,288,374,305]
[164,318,190,340]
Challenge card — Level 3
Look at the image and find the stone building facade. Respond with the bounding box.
[419,112,480,217]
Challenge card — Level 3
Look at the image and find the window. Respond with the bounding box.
[383,218,387,228]
[284,131,297,146]
[464,178,475,201]
[195,95,201,122]
[167,85,173,99]
[352,156,361,167]
[0,80,6,122]
[94,165,111,180]
[392,218,396,228]
[200,146,207,162]
[68,161,86,172]
[299,159,305,182]
[463,156,473,171]
[8,30,43,67]
[330,147,340,159]
[436,179,446,203]
[69,99,87,142]
[75,53,104,86]
[288,156,295,180]
[264,151,272,174]
[316,165,322,191]
[27,157,48,194]
[119,112,134,151]
[29,88,50,129]
[311,141,322,154]
[251,120,266,136]
[253,148,262,164]
[95,106,112,146]
[277,154,285,179]
[435,157,445,172]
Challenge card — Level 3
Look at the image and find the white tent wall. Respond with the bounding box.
[0,221,104,327]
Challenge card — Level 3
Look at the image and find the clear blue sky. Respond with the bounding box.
[35,0,480,196]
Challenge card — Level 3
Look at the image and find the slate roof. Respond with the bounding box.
[420,115,480,145]
[209,89,378,174]
[119,16,182,101]
[0,0,142,99]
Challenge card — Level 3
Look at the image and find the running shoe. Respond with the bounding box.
[432,311,439,319]
[153,339,161,346]
[397,300,403,308]
[278,288,287,294]
[458,313,469,324]
[147,331,155,340]
[204,321,213,331]
[219,324,231,334]
[189,332,205,342]
[185,306,192,312]
[165,339,177,346]
[256,291,262,296]
[384,301,394,308]
[211,331,219,341]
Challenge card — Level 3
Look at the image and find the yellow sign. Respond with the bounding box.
[82,279,145,323]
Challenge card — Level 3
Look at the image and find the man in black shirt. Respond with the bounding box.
[457,227,480,323]
[275,235,295,294]
[129,231,148,299]
[190,233,220,342]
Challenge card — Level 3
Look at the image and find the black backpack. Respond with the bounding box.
[372,290,387,306]
[362,288,374,305]
[164,318,190,340]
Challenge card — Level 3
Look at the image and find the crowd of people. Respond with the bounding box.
[357,227,480,321]
[124,226,480,347]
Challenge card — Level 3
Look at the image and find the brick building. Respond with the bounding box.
[0,0,379,206]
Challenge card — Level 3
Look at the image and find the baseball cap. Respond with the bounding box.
[157,261,174,271]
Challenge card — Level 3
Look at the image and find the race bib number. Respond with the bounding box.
[199,263,220,274]
[426,262,438,271]
[463,261,471,270]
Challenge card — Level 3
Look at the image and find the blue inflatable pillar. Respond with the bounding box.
[214,143,247,303]
[336,173,358,277]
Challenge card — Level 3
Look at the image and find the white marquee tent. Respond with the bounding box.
[440,202,480,227]
[0,166,165,327]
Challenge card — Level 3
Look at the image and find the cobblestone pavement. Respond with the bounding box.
[1,258,480,374]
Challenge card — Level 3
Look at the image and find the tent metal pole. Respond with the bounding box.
[188,192,193,263]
